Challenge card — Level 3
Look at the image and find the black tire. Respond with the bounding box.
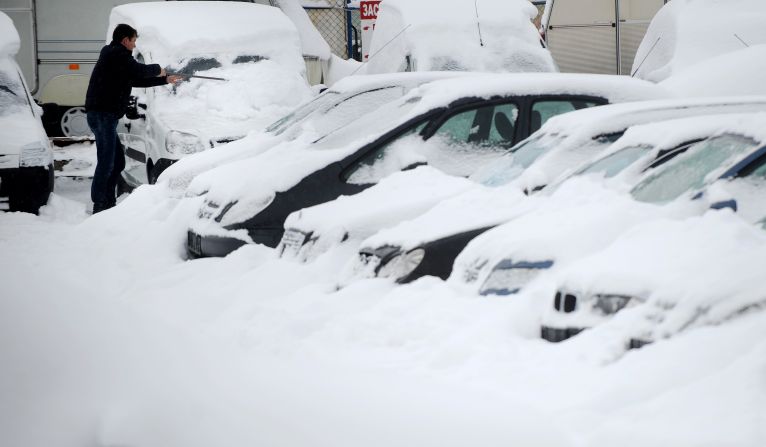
[9,165,54,214]
[40,104,92,138]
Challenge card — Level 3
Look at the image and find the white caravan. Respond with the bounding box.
[541,0,667,75]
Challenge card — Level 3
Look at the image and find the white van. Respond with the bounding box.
[112,1,313,185]
[541,0,667,75]
[0,12,53,213]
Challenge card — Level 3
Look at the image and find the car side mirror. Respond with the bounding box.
[402,161,427,172]
[125,95,146,120]
[709,199,738,212]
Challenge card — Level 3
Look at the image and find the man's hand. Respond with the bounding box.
[159,67,167,77]
[167,75,184,85]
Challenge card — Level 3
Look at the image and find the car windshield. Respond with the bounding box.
[0,65,30,117]
[311,94,425,150]
[631,134,760,204]
[469,132,564,186]
[265,92,341,136]
[576,145,650,178]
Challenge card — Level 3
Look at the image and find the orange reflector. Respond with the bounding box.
[68,64,80,70]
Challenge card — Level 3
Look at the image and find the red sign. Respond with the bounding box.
[360,0,381,20]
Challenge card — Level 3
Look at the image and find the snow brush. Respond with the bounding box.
[166,72,227,81]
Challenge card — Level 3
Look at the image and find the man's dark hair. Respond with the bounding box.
[112,24,138,43]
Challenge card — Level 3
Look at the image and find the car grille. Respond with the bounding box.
[541,326,584,342]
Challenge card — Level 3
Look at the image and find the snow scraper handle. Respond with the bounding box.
[166,72,227,81]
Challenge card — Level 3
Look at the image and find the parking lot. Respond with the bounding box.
[2,0,766,446]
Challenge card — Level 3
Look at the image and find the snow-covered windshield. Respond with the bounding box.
[469,132,563,186]
[265,92,340,136]
[631,134,760,204]
[312,95,425,150]
[576,145,650,178]
[0,64,30,116]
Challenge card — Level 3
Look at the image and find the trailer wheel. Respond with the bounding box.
[60,107,92,137]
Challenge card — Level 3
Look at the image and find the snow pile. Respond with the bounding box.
[365,0,556,74]
[660,44,766,97]
[632,0,766,81]
[273,0,332,59]
[0,11,20,56]
[109,2,305,74]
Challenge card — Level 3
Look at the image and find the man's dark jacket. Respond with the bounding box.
[85,41,167,117]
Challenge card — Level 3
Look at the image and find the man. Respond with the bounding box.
[85,23,181,214]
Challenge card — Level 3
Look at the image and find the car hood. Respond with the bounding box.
[359,181,537,252]
[284,166,476,241]
[0,111,46,156]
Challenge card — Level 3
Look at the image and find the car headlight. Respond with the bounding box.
[479,260,553,296]
[19,141,52,167]
[377,248,425,281]
[166,130,206,155]
[593,294,635,315]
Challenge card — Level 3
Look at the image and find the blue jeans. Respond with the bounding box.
[87,111,125,211]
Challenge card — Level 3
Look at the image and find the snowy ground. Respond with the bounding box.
[1,145,765,447]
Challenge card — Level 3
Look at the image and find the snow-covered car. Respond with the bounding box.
[187,73,663,258]
[160,71,466,194]
[632,0,766,82]
[112,2,313,185]
[450,113,764,297]
[542,118,766,342]
[364,0,556,74]
[549,212,766,350]
[280,74,672,260]
[0,12,53,214]
[624,213,766,348]
[349,98,766,285]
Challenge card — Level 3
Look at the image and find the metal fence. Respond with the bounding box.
[305,1,361,60]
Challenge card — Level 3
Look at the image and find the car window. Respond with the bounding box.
[0,66,31,117]
[172,57,222,76]
[432,102,518,148]
[530,99,602,133]
[576,145,649,178]
[631,134,760,204]
[342,121,430,185]
[233,55,266,64]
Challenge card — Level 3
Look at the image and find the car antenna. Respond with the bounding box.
[475,0,484,47]
[630,36,661,77]
[733,33,750,47]
[349,24,412,76]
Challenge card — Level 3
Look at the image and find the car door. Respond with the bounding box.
[339,100,522,186]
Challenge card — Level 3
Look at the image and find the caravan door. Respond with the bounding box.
[1,0,37,92]
[545,0,664,75]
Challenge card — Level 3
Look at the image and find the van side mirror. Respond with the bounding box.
[125,96,146,120]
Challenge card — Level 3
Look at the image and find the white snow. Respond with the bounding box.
[660,44,766,97]
[0,11,20,56]
[365,0,556,74]
[109,2,305,73]
[632,0,766,81]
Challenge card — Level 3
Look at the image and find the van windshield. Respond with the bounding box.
[0,63,31,117]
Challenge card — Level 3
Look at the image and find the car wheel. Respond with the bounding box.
[60,106,92,138]
[9,167,54,214]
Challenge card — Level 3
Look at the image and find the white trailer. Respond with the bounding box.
[1,0,159,138]
[542,0,667,75]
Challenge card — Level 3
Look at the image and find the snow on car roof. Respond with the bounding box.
[660,44,766,98]
[632,0,766,82]
[603,113,766,157]
[109,2,303,71]
[0,12,20,56]
[365,0,556,73]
